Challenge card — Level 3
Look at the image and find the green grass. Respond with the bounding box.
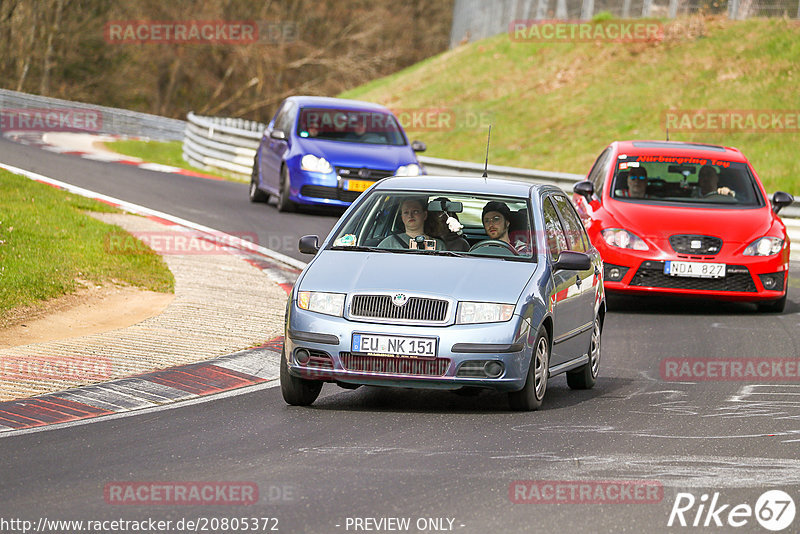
[340,16,800,195]
[105,139,245,182]
[0,170,174,322]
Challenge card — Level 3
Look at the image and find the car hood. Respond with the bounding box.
[606,201,774,244]
[300,251,536,304]
[295,138,416,170]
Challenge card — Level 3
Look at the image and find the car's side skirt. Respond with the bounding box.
[549,354,590,376]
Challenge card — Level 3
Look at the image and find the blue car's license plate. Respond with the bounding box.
[352,333,437,358]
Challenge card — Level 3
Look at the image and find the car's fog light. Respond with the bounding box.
[603,263,629,282]
[758,272,785,291]
[484,361,504,378]
[295,349,311,365]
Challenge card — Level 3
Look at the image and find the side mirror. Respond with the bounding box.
[553,250,592,271]
[270,129,287,141]
[772,191,793,214]
[298,235,319,255]
[573,180,594,203]
[411,140,426,152]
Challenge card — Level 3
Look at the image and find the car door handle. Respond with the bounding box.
[575,276,581,288]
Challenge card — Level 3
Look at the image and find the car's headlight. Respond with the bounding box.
[297,291,345,316]
[395,163,421,176]
[300,154,333,173]
[744,237,784,256]
[456,302,515,324]
[600,229,649,250]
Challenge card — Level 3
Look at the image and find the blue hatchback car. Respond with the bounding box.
[249,96,426,211]
[281,176,606,410]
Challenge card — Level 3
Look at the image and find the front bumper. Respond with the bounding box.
[599,245,789,302]
[284,306,532,391]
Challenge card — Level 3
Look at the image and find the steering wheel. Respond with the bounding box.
[469,239,519,255]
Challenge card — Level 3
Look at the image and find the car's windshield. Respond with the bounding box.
[329,191,536,260]
[296,107,407,146]
[612,155,763,206]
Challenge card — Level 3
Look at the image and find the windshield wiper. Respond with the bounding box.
[330,245,391,252]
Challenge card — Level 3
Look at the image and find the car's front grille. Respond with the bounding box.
[335,166,394,180]
[669,235,723,255]
[340,353,450,377]
[629,261,756,292]
[299,185,360,203]
[350,295,449,323]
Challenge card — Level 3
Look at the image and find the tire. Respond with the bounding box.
[249,156,269,203]
[277,165,295,212]
[280,346,322,406]
[757,293,787,313]
[508,327,549,411]
[567,314,601,390]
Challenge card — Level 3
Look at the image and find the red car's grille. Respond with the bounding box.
[630,262,757,292]
[669,235,723,256]
[340,353,450,377]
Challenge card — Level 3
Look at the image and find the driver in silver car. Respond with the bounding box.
[482,201,531,255]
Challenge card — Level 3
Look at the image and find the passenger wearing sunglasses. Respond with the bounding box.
[481,201,531,254]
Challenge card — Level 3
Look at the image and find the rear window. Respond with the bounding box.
[611,156,763,206]
[297,108,407,146]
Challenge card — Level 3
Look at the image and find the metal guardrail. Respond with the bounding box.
[0,89,185,141]
[182,112,266,177]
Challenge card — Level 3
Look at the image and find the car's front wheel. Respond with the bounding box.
[280,347,322,406]
[757,293,787,313]
[508,326,549,411]
[249,156,269,203]
[567,314,601,390]
[277,165,295,212]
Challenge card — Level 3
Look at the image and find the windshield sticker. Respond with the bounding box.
[633,156,732,168]
[333,234,356,247]
[619,162,628,170]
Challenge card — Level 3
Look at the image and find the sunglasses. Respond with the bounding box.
[628,175,647,180]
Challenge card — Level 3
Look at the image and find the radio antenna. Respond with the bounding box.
[482,125,492,179]
[666,126,669,141]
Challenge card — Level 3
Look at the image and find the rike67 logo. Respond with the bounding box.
[668,490,795,531]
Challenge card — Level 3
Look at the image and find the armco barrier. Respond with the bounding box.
[0,89,185,140]
[182,112,266,177]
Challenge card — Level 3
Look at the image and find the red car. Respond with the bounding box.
[572,140,793,312]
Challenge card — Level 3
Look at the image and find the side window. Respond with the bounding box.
[270,102,286,129]
[543,197,568,259]
[587,147,613,195]
[553,196,587,252]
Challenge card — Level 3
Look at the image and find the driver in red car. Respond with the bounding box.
[481,201,530,254]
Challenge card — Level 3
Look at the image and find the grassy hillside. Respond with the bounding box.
[341,17,800,194]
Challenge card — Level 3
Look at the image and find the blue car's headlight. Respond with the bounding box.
[297,291,345,316]
[744,237,783,256]
[456,302,515,324]
[601,228,649,250]
[301,154,333,174]
[395,163,421,176]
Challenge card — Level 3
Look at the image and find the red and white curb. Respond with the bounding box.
[0,162,306,436]
[0,338,285,434]
[4,130,227,181]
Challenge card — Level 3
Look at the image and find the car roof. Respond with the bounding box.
[614,140,747,162]
[287,95,392,113]
[374,175,560,198]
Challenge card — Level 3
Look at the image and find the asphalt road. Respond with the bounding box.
[2,137,800,533]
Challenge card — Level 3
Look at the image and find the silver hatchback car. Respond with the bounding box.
[281,176,605,410]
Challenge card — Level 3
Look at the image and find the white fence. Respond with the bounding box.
[182,112,265,176]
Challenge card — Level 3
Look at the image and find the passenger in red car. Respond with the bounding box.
[624,167,648,198]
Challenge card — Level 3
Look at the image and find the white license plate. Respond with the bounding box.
[664,261,726,278]
[352,333,437,358]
